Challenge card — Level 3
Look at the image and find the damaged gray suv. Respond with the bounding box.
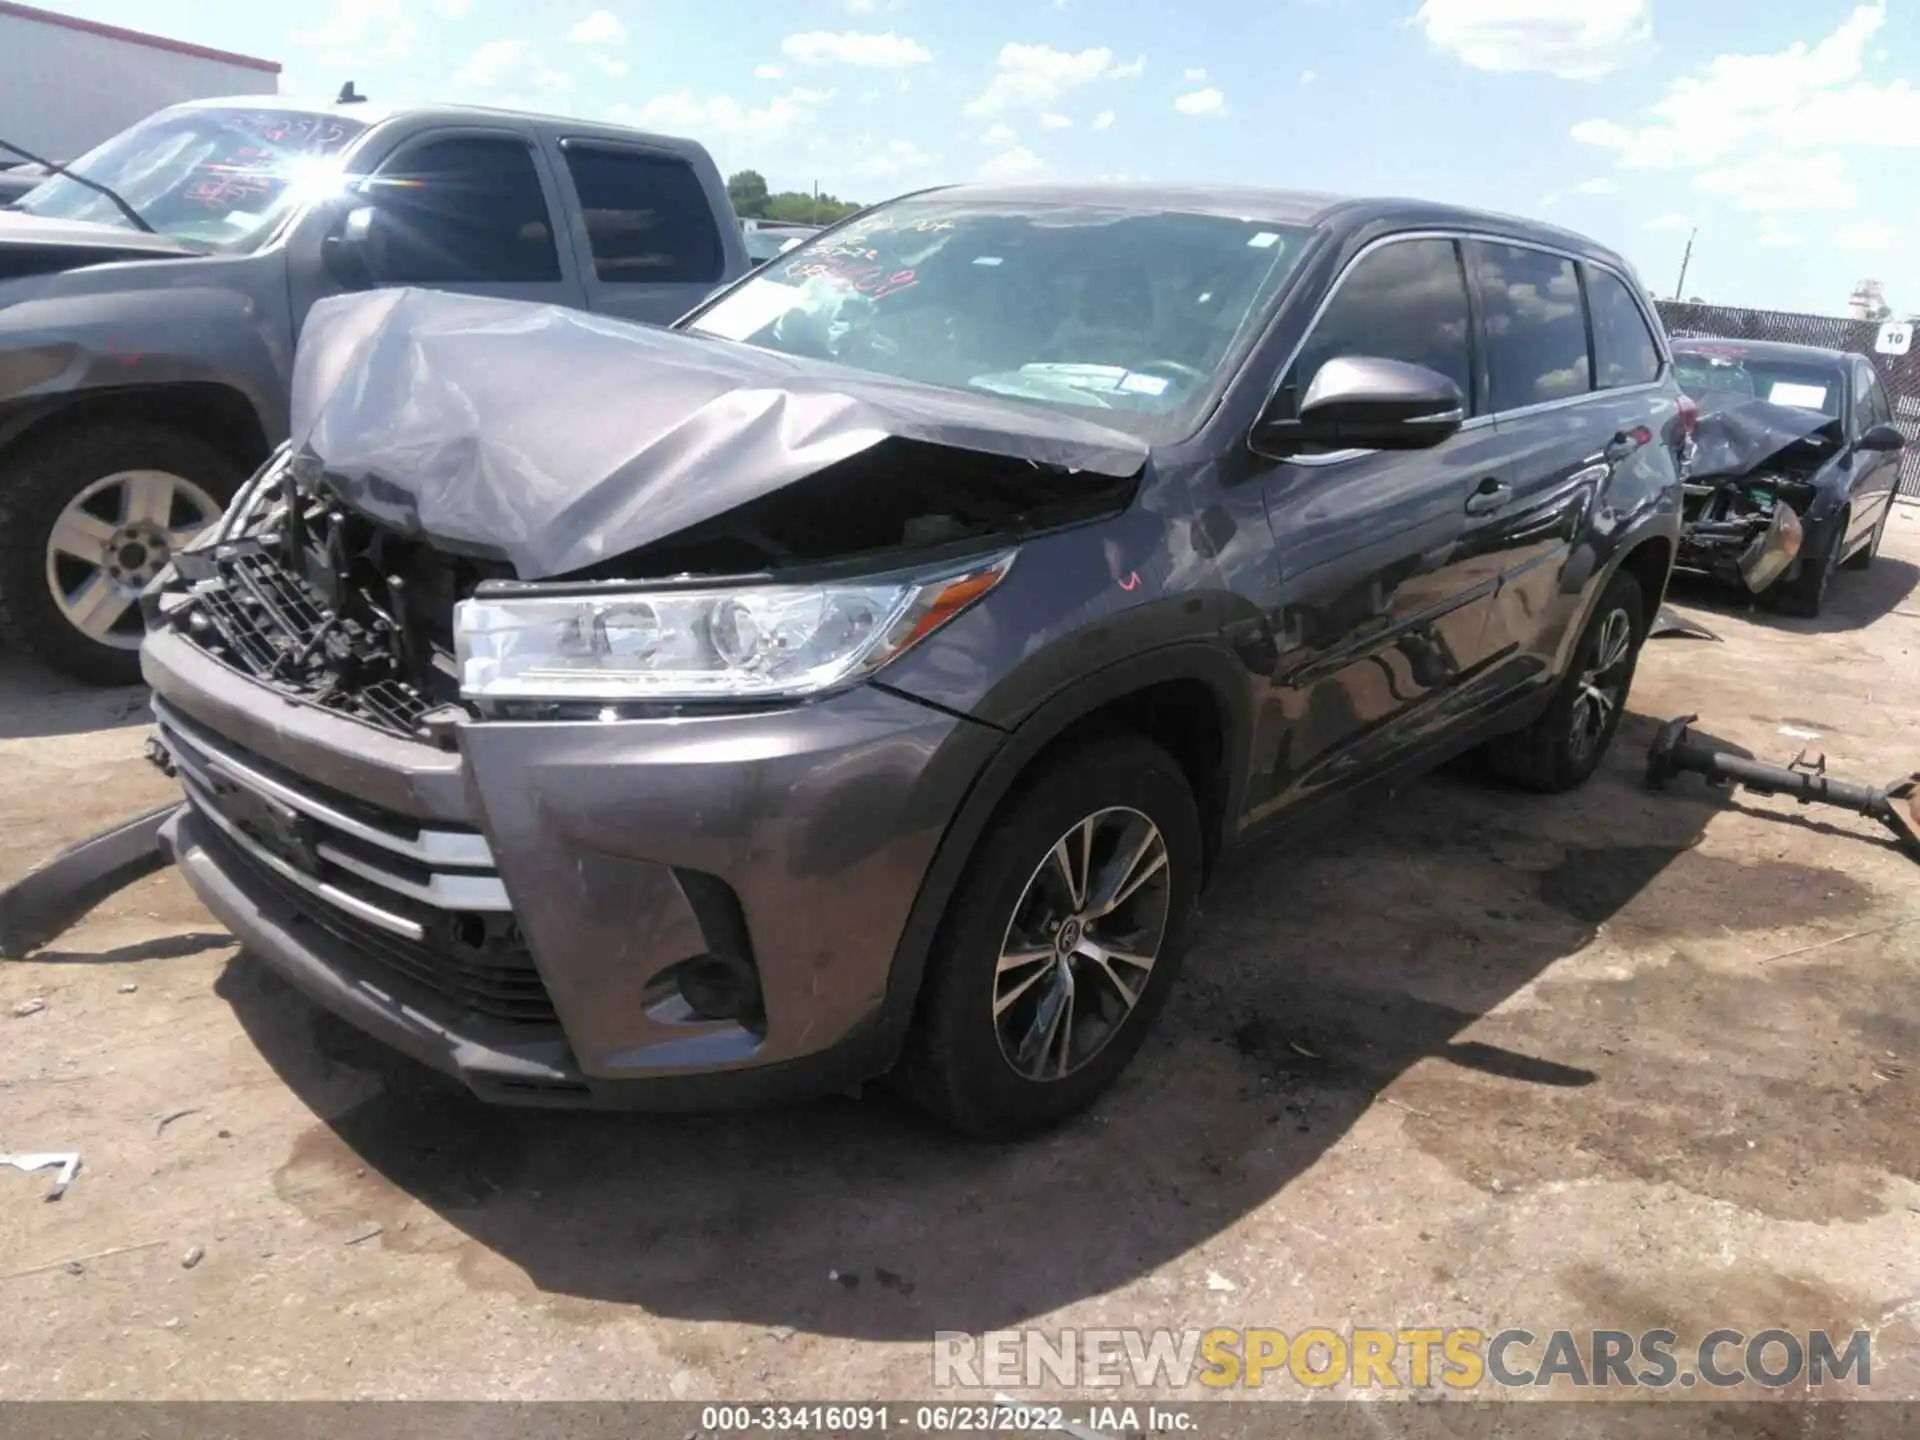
[141,184,1686,1135]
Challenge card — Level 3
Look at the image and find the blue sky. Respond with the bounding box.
[38,0,1920,316]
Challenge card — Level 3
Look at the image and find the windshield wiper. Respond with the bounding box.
[0,137,156,235]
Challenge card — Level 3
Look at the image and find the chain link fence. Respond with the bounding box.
[1654,300,1920,504]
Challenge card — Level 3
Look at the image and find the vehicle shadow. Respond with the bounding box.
[1663,555,1918,634]
[0,651,150,742]
[216,712,1816,1341]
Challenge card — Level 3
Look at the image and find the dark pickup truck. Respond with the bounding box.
[0,96,746,684]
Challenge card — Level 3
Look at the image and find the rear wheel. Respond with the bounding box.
[1480,568,1646,793]
[0,424,239,685]
[892,735,1202,1138]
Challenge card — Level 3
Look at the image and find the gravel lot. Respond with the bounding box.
[3,508,1917,1403]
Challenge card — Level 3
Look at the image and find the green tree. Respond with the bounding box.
[727,169,769,218]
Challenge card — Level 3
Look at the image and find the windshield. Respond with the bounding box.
[13,107,367,252]
[685,197,1313,440]
[1674,348,1845,420]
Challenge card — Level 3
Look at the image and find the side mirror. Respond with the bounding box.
[1254,355,1466,457]
[322,204,378,287]
[1859,422,1906,454]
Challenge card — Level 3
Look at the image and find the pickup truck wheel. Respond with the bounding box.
[0,424,238,686]
[891,736,1202,1138]
[1480,568,1645,794]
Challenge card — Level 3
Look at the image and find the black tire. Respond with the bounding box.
[1843,510,1885,572]
[0,423,242,685]
[1767,525,1839,619]
[891,735,1203,1138]
[1480,568,1646,793]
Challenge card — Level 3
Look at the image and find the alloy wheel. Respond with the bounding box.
[44,470,222,650]
[992,806,1173,1081]
[1569,605,1633,764]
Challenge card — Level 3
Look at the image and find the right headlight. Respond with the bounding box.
[455,550,1014,703]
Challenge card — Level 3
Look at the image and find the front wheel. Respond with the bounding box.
[0,423,240,685]
[1479,568,1646,793]
[892,736,1203,1138]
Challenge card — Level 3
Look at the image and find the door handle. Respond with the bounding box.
[1464,478,1512,515]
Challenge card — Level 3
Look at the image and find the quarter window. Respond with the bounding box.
[1470,242,1591,411]
[562,146,725,284]
[1586,266,1661,388]
[1282,237,1476,419]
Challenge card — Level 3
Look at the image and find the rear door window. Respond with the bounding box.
[1586,266,1662,388]
[1469,242,1592,411]
[562,146,724,284]
[1282,236,1477,418]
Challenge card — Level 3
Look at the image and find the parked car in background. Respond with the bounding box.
[0,96,746,684]
[143,184,1685,1136]
[740,218,818,265]
[1671,339,1905,617]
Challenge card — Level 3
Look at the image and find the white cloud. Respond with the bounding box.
[980,122,1019,147]
[1040,112,1073,130]
[1833,219,1895,250]
[1695,151,1856,213]
[455,38,570,93]
[429,0,469,16]
[612,90,810,160]
[788,86,837,105]
[755,64,784,79]
[569,10,627,47]
[966,44,1146,117]
[978,146,1046,180]
[1416,0,1653,80]
[1300,69,1316,84]
[782,31,932,68]
[1642,213,1694,232]
[1573,177,1618,195]
[291,0,416,66]
[1569,4,1903,171]
[850,138,937,179]
[1183,66,1208,82]
[1174,86,1225,116]
[1091,109,1115,131]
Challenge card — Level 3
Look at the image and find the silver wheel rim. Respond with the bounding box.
[993,806,1173,1081]
[44,470,221,650]
[1569,605,1633,762]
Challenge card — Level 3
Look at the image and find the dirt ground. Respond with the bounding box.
[1,509,1917,1405]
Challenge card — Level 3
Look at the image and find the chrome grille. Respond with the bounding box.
[155,697,557,1025]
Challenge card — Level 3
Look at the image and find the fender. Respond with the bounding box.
[869,639,1253,1062]
[1548,509,1679,680]
[0,273,291,454]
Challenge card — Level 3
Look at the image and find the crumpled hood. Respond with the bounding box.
[0,209,201,263]
[1688,397,1842,483]
[289,287,1151,580]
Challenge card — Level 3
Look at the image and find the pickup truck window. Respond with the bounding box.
[1470,241,1593,411]
[362,136,561,285]
[562,146,724,284]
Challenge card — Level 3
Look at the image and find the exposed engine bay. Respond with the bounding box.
[1675,398,1841,593]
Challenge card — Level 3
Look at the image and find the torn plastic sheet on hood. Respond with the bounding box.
[1686,397,1842,483]
[288,288,1150,580]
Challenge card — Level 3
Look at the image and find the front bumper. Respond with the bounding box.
[144,628,1000,1107]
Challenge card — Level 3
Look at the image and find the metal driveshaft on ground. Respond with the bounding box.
[1646,714,1920,864]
